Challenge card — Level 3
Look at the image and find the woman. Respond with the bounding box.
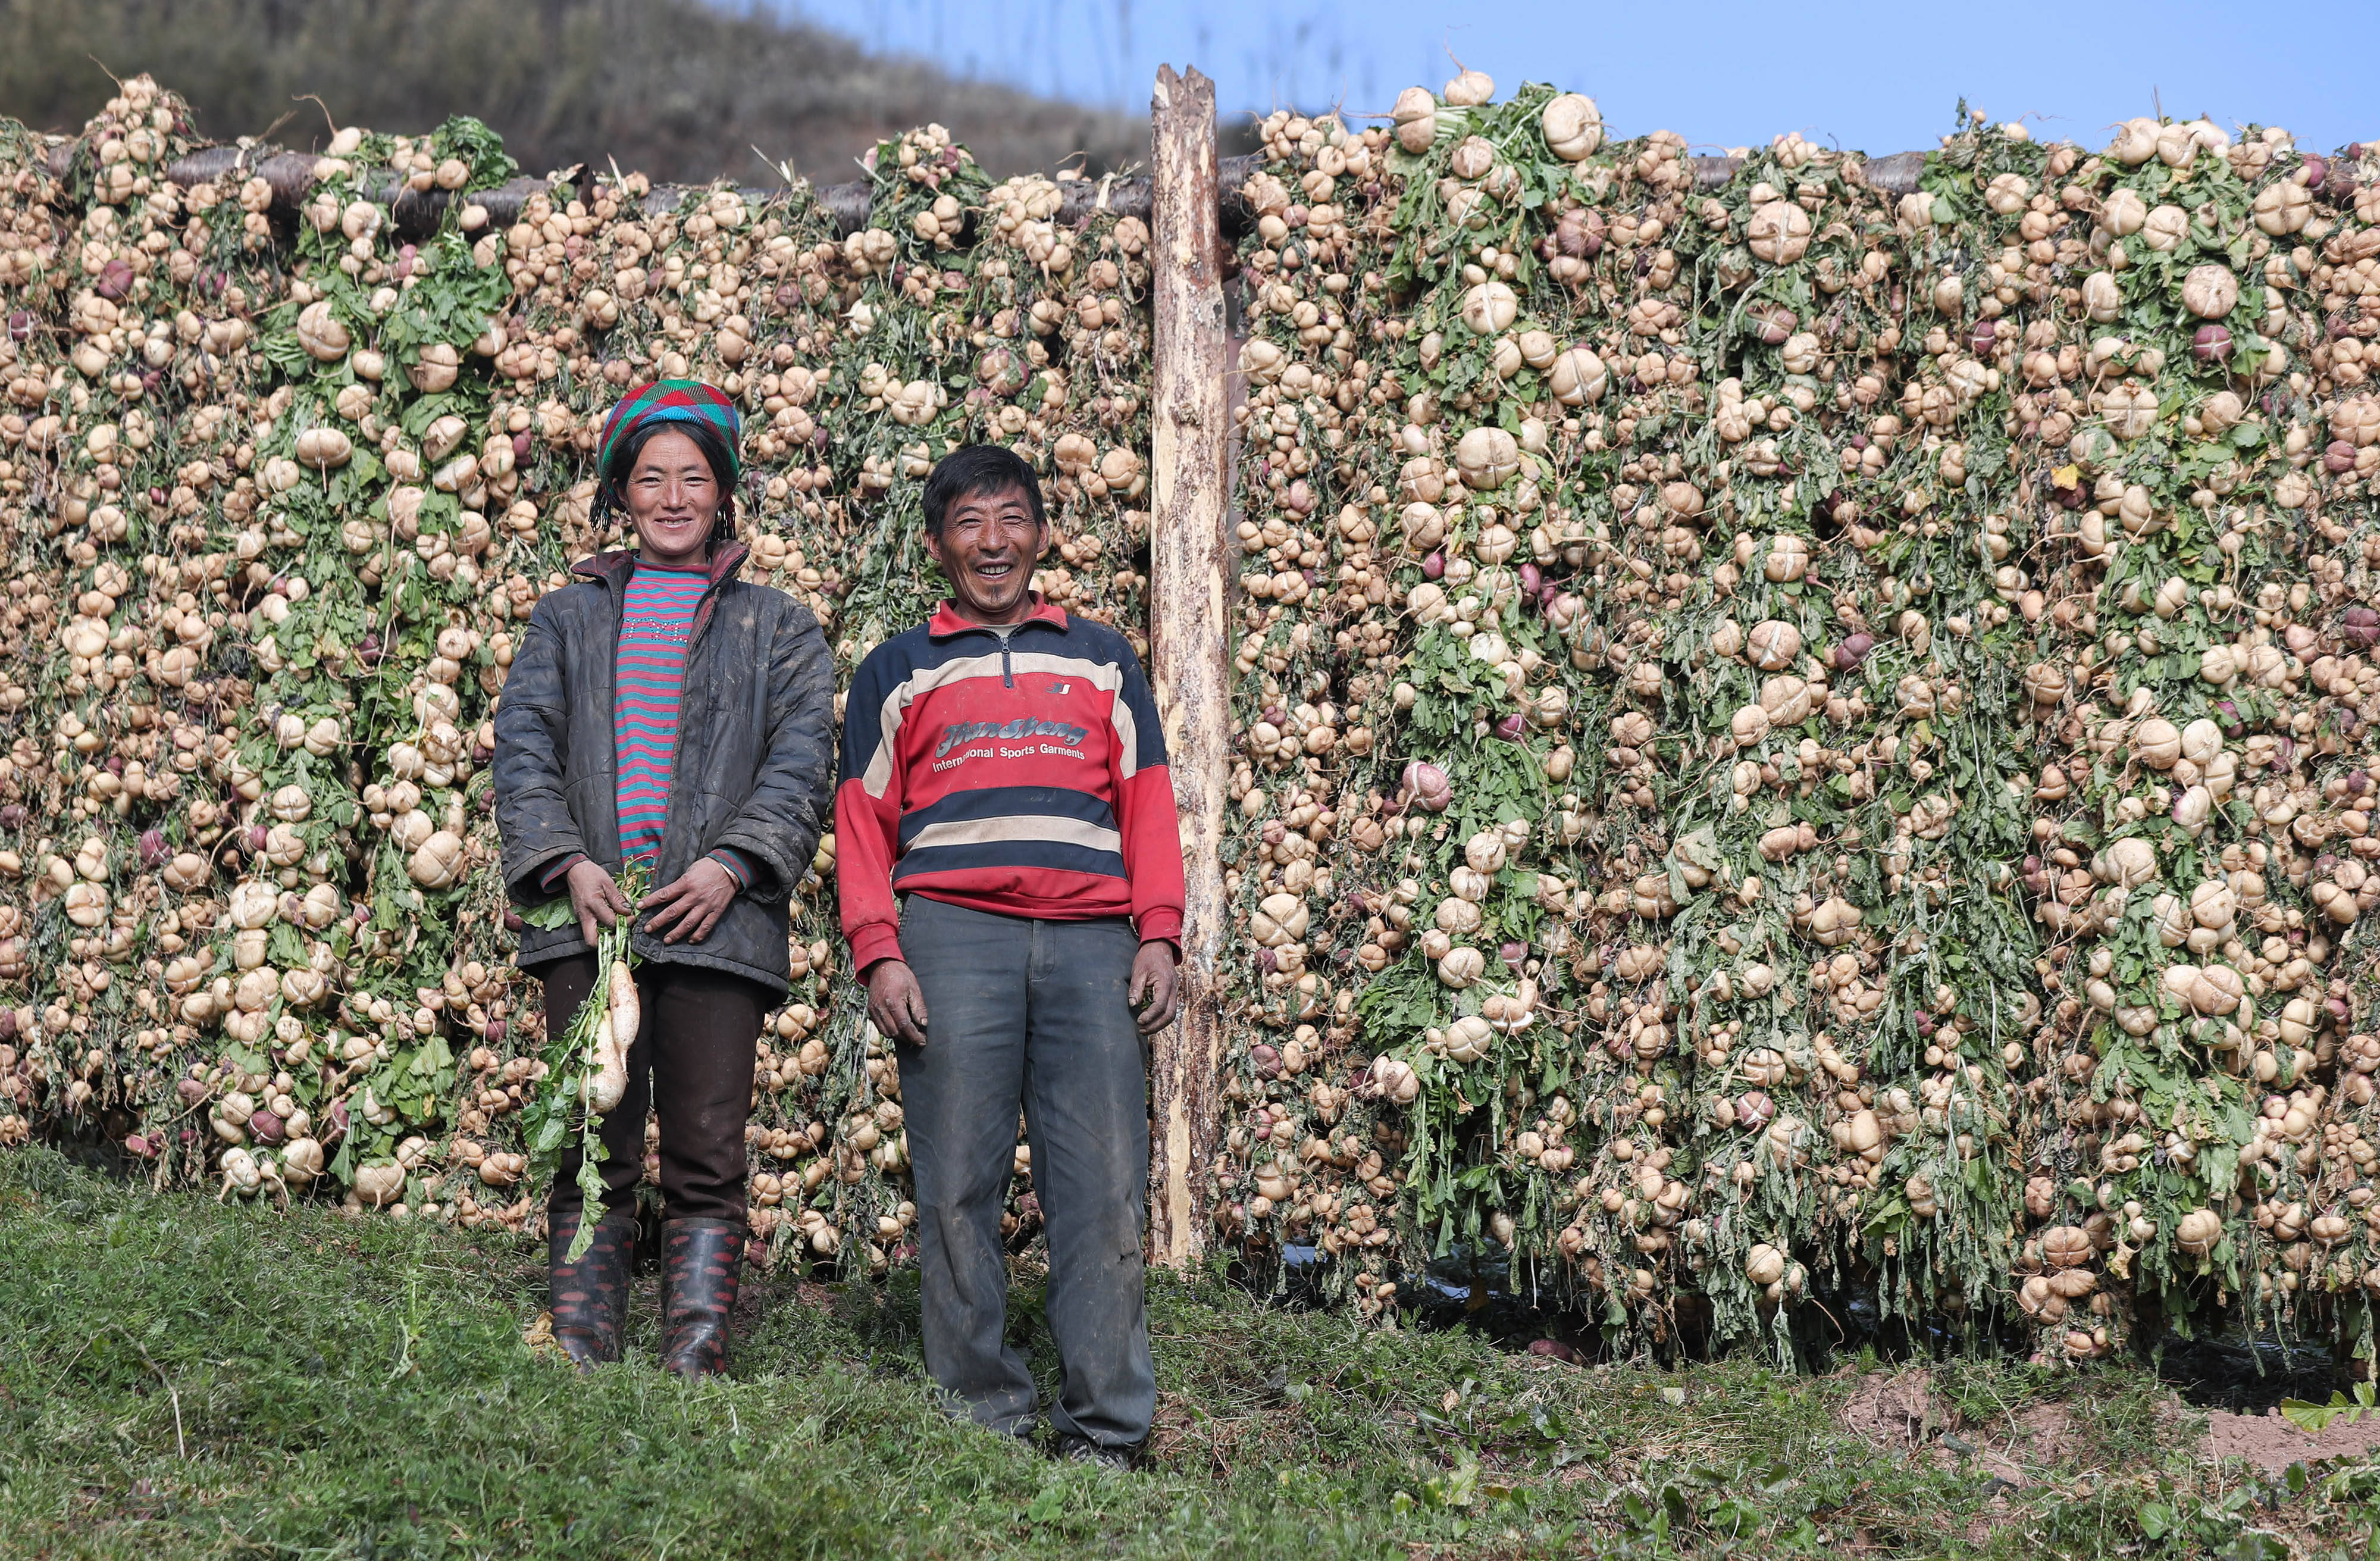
[493,380,835,1377]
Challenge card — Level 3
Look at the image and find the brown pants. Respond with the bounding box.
[537,954,773,1226]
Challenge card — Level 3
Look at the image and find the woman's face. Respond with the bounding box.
[623,428,720,568]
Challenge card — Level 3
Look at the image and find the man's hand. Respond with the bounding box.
[565,859,631,947]
[642,858,738,945]
[1129,940,1182,1036]
[867,960,930,1046]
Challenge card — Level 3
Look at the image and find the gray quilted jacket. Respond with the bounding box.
[491,543,836,991]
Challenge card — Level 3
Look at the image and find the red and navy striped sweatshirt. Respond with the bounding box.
[836,596,1185,972]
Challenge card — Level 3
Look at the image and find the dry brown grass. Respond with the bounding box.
[0,0,1151,180]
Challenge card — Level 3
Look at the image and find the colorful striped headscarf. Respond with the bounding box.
[596,380,742,490]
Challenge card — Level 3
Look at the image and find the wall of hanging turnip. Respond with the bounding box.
[5,69,2380,1369]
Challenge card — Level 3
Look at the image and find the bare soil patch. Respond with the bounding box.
[1837,1368,2078,1485]
[1839,1369,1959,1457]
[2206,1407,2380,1475]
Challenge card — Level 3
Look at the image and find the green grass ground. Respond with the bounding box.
[1,1146,2373,1559]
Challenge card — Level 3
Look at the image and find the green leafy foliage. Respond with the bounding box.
[12,1149,2379,1560]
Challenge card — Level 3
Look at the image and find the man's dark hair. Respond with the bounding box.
[922,444,1045,537]
[601,417,740,545]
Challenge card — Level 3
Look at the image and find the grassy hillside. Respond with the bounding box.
[0,0,1151,180]
[0,1147,2371,1558]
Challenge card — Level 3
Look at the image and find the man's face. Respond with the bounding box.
[925,483,1047,624]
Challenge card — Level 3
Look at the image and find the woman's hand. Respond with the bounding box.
[866,961,930,1046]
[565,860,631,947]
[1129,940,1182,1036]
[642,858,739,944]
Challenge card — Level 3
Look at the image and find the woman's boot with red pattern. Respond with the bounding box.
[658,1217,742,1378]
[547,1208,637,1371]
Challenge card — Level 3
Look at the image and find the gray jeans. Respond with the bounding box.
[894,894,1154,1447]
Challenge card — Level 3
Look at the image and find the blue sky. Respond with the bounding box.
[778,0,2377,156]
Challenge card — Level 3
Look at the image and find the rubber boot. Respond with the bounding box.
[547,1207,637,1371]
[659,1217,743,1379]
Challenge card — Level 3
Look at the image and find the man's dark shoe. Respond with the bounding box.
[547,1208,636,1371]
[658,1217,743,1379]
[1054,1434,1135,1471]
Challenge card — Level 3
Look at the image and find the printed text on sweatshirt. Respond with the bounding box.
[835,598,1185,972]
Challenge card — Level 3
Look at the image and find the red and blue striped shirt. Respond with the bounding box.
[615,564,709,862]
[539,559,753,896]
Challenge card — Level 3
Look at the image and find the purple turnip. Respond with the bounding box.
[1402,761,1452,813]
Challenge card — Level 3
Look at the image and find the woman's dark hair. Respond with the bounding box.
[600,417,739,546]
[922,444,1045,537]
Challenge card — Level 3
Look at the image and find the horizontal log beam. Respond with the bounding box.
[40,139,1930,242]
[36,140,1208,237]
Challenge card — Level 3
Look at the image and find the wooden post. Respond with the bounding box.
[1145,64,1231,1271]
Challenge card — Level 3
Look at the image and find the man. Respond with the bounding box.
[837,445,1183,1467]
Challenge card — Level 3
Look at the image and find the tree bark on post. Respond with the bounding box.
[1145,64,1230,1271]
